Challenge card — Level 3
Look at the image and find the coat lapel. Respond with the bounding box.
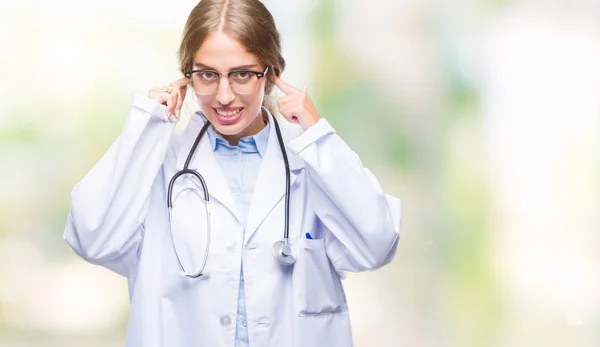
[244,112,304,245]
[176,115,241,225]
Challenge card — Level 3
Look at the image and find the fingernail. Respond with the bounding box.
[176,109,180,118]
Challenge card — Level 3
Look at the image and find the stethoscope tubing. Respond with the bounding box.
[167,115,293,277]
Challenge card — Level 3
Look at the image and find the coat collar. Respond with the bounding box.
[206,118,271,158]
[176,108,305,235]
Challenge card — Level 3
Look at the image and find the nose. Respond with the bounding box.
[215,76,235,105]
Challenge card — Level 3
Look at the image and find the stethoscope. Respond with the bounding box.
[167,114,296,278]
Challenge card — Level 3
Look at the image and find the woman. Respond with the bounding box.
[64,1,401,346]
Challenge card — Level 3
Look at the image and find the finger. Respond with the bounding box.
[157,91,171,105]
[148,88,168,103]
[149,77,189,106]
[175,88,185,117]
[164,93,172,119]
[166,92,177,119]
[273,75,299,95]
[281,110,300,124]
[277,92,305,108]
[277,104,301,123]
[302,85,308,93]
[278,110,298,123]
[278,99,306,117]
[277,95,294,110]
[170,92,178,118]
[171,77,190,88]
[170,90,180,118]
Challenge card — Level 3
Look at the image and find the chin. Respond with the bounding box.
[212,122,248,135]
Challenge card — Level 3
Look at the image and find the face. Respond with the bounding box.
[192,32,268,144]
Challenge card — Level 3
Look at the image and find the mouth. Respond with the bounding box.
[213,107,243,125]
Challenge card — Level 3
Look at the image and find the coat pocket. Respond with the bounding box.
[294,238,348,317]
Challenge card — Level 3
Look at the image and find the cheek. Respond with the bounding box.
[240,88,266,110]
[195,95,218,118]
[195,94,213,109]
[252,83,267,106]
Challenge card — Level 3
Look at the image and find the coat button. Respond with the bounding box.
[220,315,231,326]
[226,240,237,250]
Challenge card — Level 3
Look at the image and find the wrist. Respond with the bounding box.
[300,114,320,131]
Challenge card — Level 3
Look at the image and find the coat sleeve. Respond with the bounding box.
[287,118,401,273]
[63,93,178,276]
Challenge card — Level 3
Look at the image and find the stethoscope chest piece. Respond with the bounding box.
[272,239,297,265]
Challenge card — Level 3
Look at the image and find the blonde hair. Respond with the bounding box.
[178,0,285,115]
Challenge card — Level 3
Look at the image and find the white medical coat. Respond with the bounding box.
[64,94,402,347]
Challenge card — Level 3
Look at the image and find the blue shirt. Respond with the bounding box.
[207,121,270,347]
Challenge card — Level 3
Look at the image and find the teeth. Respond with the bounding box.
[216,108,242,117]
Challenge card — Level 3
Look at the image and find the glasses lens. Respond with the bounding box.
[231,71,259,94]
[190,71,260,95]
[191,71,218,94]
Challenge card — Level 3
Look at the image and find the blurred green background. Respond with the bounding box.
[1,0,599,346]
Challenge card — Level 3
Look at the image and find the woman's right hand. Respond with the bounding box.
[148,78,190,120]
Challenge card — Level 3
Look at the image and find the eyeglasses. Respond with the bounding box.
[184,66,269,95]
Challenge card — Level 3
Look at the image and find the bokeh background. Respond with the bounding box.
[1,0,599,346]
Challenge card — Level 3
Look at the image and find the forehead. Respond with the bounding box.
[193,32,260,69]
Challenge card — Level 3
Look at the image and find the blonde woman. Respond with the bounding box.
[64,1,401,346]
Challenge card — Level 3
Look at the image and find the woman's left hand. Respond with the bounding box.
[274,76,321,131]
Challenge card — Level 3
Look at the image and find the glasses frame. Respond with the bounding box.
[184,66,269,95]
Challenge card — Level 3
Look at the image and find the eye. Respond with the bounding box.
[231,71,253,81]
[196,71,218,81]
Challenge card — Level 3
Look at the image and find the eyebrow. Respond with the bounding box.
[193,63,259,71]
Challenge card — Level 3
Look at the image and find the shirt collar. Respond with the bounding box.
[206,116,271,158]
